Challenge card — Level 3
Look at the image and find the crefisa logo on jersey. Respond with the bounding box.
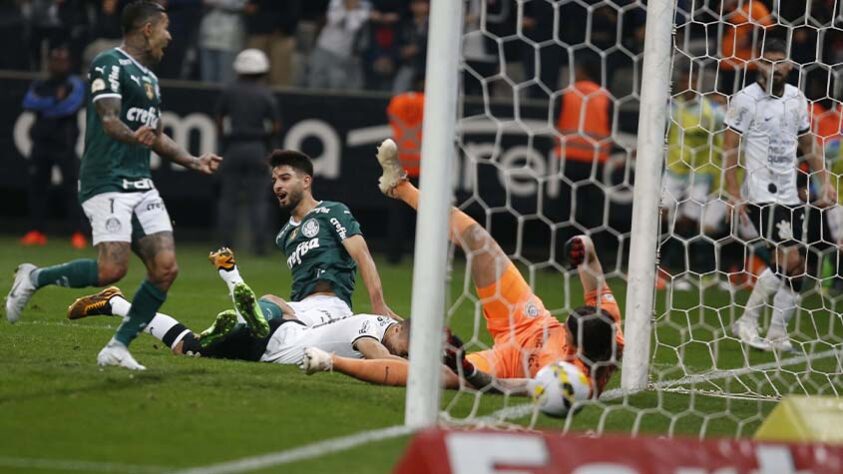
[302,219,320,238]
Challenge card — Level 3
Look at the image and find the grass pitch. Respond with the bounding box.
[0,236,839,473]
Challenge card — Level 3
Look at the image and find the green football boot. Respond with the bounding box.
[232,282,270,338]
[198,309,238,348]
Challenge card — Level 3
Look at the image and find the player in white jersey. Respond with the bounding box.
[724,39,835,352]
[67,283,410,365]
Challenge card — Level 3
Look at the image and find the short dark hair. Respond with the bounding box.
[761,38,787,56]
[566,306,616,365]
[268,150,314,177]
[122,1,166,34]
[575,52,602,83]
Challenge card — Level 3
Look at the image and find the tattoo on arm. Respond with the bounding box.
[95,98,136,144]
[152,131,198,170]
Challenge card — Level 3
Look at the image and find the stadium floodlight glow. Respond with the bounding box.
[404,0,464,429]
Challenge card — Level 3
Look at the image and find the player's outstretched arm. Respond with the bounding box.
[151,123,222,175]
[342,235,400,320]
[565,235,606,294]
[800,132,835,207]
[95,97,157,147]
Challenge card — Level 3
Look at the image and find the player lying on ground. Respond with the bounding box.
[300,140,624,396]
[69,278,411,366]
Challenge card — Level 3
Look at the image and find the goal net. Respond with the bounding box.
[428,0,843,436]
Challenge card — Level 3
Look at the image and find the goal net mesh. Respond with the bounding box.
[438,0,843,436]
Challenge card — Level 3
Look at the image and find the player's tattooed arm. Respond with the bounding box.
[95,97,156,147]
[151,123,222,175]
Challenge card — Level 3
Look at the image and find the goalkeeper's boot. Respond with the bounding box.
[731,319,770,351]
[209,247,236,272]
[67,287,123,320]
[232,282,270,338]
[5,263,38,323]
[198,310,238,348]
[300,347,333,374]
[97,340,146,371]
[376,138,407,197]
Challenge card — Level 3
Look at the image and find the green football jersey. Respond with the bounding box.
[275,201,362,307]
[79,48,162,202]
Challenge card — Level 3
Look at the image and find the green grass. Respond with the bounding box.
[0,236,839,473]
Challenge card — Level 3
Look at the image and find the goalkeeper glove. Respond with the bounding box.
[443,329,477,378]
[563,235,587,268]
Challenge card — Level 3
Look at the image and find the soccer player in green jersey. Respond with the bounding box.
[4,1,222,370]
[209,149,397,324]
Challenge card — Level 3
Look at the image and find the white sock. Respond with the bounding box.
[110,295,132,317]
[218,267,248,324]
[112,296,189,347]
[768,286,799,340]
[143,313,190,348]
[218,266,244,294]
[740,268,780,325]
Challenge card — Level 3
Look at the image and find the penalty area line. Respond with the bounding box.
[172,424,416,474]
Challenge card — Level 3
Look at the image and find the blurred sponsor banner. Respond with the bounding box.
[0,74,637,236]
[394,428,843,474]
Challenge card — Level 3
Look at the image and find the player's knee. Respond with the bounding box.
[97,262,128,285]
[150,260,179,287]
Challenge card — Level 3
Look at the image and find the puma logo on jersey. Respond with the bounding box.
[287,238,320,268]
[130,75,141,86]
[127,107,159,128]
[94,66,105,74]
[776,219,793,240]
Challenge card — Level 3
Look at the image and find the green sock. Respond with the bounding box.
[33,259,99,289]
[114,280,167,346]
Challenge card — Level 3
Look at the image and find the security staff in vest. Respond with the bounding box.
[214,48,282,255]
[384,73,424,263]
[555,52,613,249]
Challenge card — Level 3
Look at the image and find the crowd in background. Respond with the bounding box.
[0,1,840,102]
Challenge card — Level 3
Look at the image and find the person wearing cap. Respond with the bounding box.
[214,48,282,254]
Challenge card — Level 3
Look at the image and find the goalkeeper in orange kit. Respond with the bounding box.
[301,139,624,396]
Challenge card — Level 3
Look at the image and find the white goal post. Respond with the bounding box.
[404,0,464,428]
[620,0,675,392]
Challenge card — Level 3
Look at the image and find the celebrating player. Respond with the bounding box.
[301,140,624,396]
[208,149,397,326]
[725,39,834,352]
[4,1,222,370]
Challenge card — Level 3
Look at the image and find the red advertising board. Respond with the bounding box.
[394,428,843,474]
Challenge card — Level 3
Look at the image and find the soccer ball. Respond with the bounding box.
[527,361,592,418]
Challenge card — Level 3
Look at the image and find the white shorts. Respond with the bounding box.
[661,171,712,222]
[286,294,353,327]
[827,206,843,243]
[81,190,173,246]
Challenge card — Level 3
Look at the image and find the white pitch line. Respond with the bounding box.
[172,424,416,474]
[0,456,168,473]
[473,347,842,424]
[13,320,116,331]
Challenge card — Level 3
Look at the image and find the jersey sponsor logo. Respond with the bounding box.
[91,79,106,93]
[127,107,159,128]
[94,66,105,74]
[108,65,120,92]
[287,238,320,268]
[302,219,320,238]
[359,320,371,335]
[311,206,330,214]
[118,59,131,65]
[130,75,141,86]
[330,217,347,240]
[105,217,122,233]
